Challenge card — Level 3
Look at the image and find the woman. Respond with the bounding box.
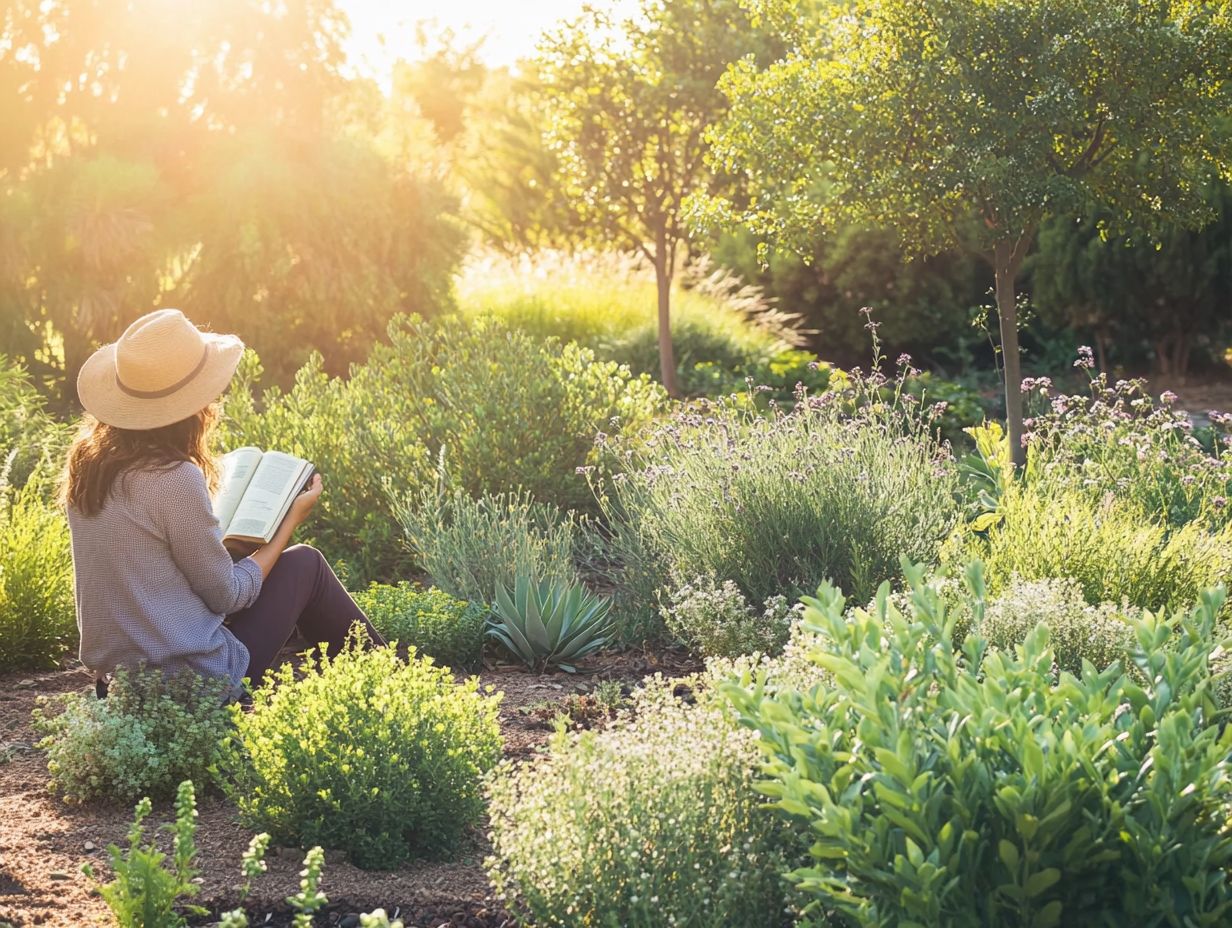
[61,308,384,697]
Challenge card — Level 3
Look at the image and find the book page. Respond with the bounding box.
[225,452,312,544]
[215,447,264,534]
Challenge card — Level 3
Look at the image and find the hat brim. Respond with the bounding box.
[77,334,244,430]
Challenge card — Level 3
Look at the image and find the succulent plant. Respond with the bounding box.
[489,573,613,672]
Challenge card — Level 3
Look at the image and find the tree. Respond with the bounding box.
[534,0,775,396]
[1032,182,1232,377]
[703,0,1232,463]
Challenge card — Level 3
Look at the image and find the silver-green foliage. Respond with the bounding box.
[728,563,1232,927]
[395,479,581,607]
[660,574,799,659]
[34,668,233,803]
[486,674,798,928]
[219,643,502,869]
[0,482,75,670]
[489,573,612,672]
[604,384,960,607]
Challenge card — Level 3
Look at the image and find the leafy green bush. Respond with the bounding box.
[659,575,799,659]
[0,485,75,670]
[599,377,961,610]
[960,481,1232,615]
[980,577,1137,677]
[396,481,581,605]
[352,582,486,669]
[486,673,799,928]
[34,668,233,803]
[489,573,613,672]
[83,781,205,928]
[0,356,70,490]
[220,350,431,584]
[728,565,1232,927]
[220,643,501,869]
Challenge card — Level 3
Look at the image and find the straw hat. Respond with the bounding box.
[77,309,244,430]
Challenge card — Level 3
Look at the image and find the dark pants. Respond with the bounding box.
[227,544,385,685]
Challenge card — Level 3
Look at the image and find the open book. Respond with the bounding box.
[215,447,315,550]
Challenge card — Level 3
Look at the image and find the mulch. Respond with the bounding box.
[0,646,698,927]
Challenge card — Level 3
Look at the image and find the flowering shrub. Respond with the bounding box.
[659,575,800,658]
[34,668,233,803]
[1022,363,1232,529]
[729,564,1232,927]
[352,582,487,669]
[486,672,802,928]
[219,643,501,869]
[596,358,961,610]
[0,485,75,670]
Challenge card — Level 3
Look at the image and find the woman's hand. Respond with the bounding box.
[288,474,323,528]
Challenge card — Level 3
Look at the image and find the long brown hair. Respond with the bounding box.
[60,405,221,516]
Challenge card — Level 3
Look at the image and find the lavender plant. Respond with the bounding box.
[594,344,961,609]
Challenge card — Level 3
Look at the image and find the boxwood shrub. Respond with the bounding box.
[352,582,486,669]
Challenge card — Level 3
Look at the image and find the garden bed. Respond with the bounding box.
[0,647,697,928]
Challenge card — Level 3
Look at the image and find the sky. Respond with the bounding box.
[336,0,620,82]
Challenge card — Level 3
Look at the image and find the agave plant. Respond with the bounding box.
[489,573,613,672]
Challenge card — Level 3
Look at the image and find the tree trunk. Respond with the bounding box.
[653,251,680,398]
[994,238,1028,469]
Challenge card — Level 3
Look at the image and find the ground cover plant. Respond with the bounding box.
[352,581,487,669]
[486,670,804,928]
[34,667,233,804]
[219,643,502,869]
[729,564,1232,927]
[660,574,800,659]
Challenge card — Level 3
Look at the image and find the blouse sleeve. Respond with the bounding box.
[154,462,264,615]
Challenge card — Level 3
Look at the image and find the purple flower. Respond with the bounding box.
[1160,390,1178,406]
[1074,346,1096,370]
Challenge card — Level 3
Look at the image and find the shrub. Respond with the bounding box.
[980,577,1137,677]
[728,564,1232,927]
[34,668,233,804]
[1022,368,1232,530]
[489,573,613,672]
[396,480,581,605]
[83,781,205,928]
[660,575,799,659]
[486,673,799,928]
[352,582,486,669]
[0,357,71,490]
[961,481,1232,615]
[0,485,75,670]
[598,372,961,609]
[220,350,431,585]
[219,643,502,869]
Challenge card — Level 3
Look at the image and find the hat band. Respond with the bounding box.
[115,346,210,399]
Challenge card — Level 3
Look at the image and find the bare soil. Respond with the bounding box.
[0,647,697,927]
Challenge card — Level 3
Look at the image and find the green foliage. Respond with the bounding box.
[82,781,206,928]
[34,668,233,804]
[959,481,1232,616]
[1022,372,1232,531]
[287,845,327,928]
[0,484,75,670]
[600,375,961,609]
[0,357,70,490]
[352,582,486,670]
[489,573,613,673]
[979,577,1138,678]
[486,675,798,928]
[659,575,799,659]
[396,481,582,606]
[219,644,502,870]
[728,565,1232,927]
